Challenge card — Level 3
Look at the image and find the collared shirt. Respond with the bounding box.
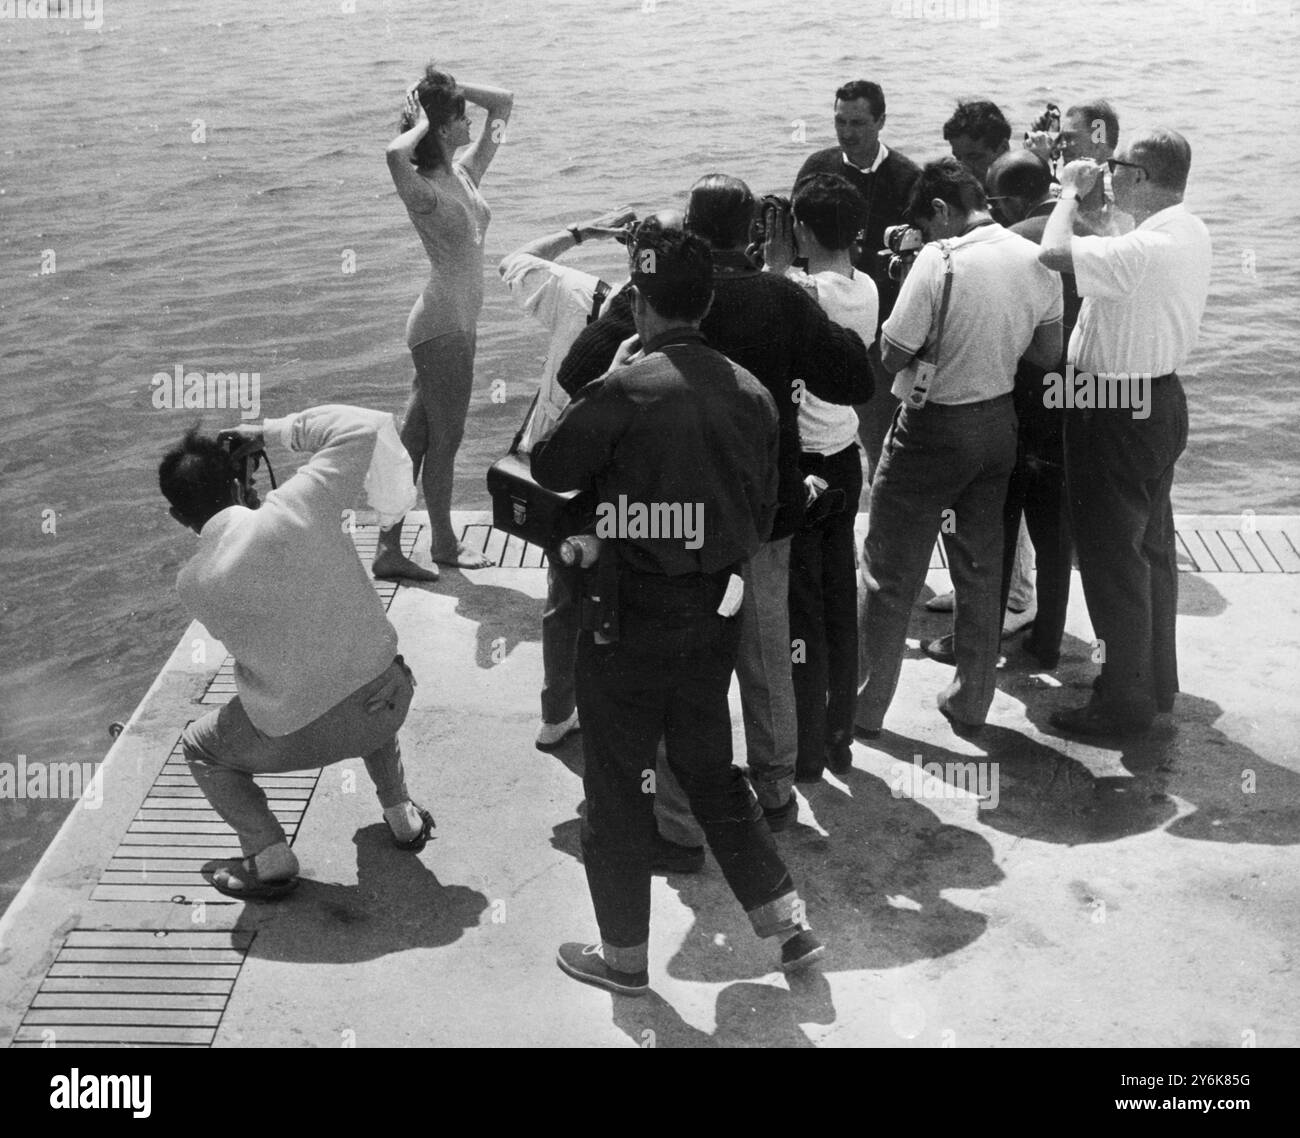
[841,142,890,175]
[1068,202,1212,377]
[534,328,780,576]
[499,250,610,451]
[882,223,1062,405]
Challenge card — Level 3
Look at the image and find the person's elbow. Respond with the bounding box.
[879,340,913,376]
[1038,246,1072,274]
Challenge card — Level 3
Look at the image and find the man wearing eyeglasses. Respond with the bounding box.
[1039,129,1212,737]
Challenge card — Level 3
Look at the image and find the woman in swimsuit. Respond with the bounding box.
[374,65,513,580]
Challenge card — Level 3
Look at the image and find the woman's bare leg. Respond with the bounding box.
[413,332,493,568]
[372,357,440,581]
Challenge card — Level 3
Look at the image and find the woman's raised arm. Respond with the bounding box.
[386,89,440,211]
[457,82,514,187]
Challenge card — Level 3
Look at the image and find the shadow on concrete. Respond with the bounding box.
[400,572,541,668]
[228,823,489,963]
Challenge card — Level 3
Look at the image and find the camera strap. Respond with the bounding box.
[929,242,955,366]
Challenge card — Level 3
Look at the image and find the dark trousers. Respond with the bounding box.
[540,563,580,724]
[1000,455,1072,662]
[575,571,797,949]
[1064,374,1188,718]
[857,395,1017,728]
[789,444,863,778]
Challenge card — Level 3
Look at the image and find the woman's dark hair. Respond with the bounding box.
[400,64,466,171]
[159,426,237,525]
[791,173,869,252]
[906,157,988,224]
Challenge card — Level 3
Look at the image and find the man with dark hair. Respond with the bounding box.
[944,98,1012,182]
[926,150,1079,671]
[1039,128,1211,737]
[795,79,921,477]
[559,174,872,833]
[161,405,431,898]
[856,157,1062,738]
[762,173,876,781]
[535,222,825,995]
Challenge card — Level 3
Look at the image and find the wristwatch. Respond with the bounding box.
[567,224,584,243]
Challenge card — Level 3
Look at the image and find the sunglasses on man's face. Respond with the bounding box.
[1106,158,1146,176]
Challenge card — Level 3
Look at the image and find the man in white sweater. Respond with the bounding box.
[160,404,433,898]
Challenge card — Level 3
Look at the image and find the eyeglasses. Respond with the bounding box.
[1106,158,1146,176]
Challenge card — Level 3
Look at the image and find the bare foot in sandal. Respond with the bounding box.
[373,547,440,582]
[431,541,494,569]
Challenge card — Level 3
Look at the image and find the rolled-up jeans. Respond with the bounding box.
[182,657,416,858]
[576,569,803,951]
[857,394,1017,729]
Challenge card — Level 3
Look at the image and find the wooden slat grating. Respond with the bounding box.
[10,930,254,1048]
[91,735,321,905]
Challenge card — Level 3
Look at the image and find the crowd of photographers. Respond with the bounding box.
[157,78,1210,993]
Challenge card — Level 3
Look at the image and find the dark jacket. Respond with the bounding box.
[794,145,922,324]
[557,251,872,539]
[535,328,779,576]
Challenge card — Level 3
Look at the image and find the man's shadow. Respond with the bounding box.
[224,823,488,963]
[399,571,542,669]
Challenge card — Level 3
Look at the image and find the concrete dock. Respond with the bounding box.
[2,511,1297,1048]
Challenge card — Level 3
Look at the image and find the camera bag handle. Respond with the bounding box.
[510,278,613,457]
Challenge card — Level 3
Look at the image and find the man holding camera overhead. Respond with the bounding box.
[855,158,1062,739]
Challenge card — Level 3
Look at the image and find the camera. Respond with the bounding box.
[218,432,275,509]
[750,193,792,246]
[881,223,926,282]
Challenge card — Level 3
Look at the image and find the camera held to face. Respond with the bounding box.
[881,223,926,282]
[217,433,274,510]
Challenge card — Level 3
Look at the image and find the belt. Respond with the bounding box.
[908,392,1014,415]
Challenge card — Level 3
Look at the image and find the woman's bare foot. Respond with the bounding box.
[430,541,495,569]
[372,547,440,582]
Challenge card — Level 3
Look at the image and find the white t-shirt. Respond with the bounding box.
[499,251,608,452]
[882,223,1063,405]
[1068,203,1212,377]
[785,267,878,454]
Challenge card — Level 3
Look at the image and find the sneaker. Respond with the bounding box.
[649,835,705,875]
[535,710,580,752]
[763,794,799,833]
[780,929,826,973]
[555,943,649,996]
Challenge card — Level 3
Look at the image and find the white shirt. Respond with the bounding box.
[841,142,889,175]
[499,251,609,452]
[786,267,878,453]
[882,223,1063,405]
[1068,203,1212,377]
[178,406,402,736]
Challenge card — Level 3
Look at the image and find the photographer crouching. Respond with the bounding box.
[533,219,825,995]
[158,405,434,899]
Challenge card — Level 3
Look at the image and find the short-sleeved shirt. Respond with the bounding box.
[402,162,492,348]
[499,251,609,451]
[1068,203,1212,377]
[882,223,1063,405]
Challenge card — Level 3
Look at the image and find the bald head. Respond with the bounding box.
[1126,128,1192,192]
[987,150,1053,225]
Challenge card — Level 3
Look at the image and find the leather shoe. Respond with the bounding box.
[922,634,956,665]
[937,700,983,739]
[1049,703,1152,738]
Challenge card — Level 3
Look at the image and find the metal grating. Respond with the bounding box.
[10,930,253,1047]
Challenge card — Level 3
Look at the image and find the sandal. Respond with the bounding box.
[389,804,435,852]
[205,857,299,901]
